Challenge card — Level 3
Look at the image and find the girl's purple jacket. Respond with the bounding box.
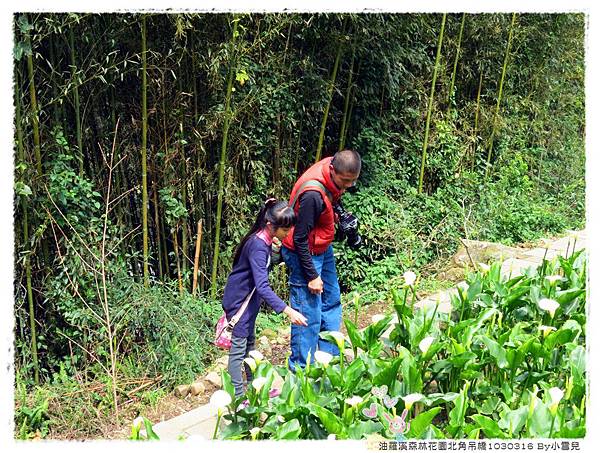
[222,233,287,337]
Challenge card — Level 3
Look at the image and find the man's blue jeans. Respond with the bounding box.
[281,245,342,370]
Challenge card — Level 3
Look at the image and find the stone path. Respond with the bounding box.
[148,229,586,440]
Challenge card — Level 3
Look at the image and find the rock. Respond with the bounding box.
[257,336,272,356]
[452,239,522,268]
[205,371,221,388]
[276,336,288,345]
[437,267,466,282]
[216,356,229,367]
[190,381,206,396]
[174,384,190,398]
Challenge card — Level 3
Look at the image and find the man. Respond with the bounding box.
[281,149,361,370]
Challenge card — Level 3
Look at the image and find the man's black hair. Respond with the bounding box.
[332,149,361,174]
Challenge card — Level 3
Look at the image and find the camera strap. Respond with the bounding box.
[289,180,333,209]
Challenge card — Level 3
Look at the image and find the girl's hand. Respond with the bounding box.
[284,306,308,326]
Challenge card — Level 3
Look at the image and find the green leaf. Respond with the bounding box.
[528,402,553,437]
[344,319,365,350]
[346,420,383,439]
[307,403,346,438]
[471,414,507,439]
[219,420,250,439]
[449,382,470,428]
[498,405,528,436]
[480,396,500,415]
[372,357,402,387]
[143,418,160,440]
[478,335,508,368]
[555,288,585,306]
[569,345,585,384]
[343,357,365,391]
[221,370,235,400]
[406,407,441,439]
[462,308,498,348]
[275,419,301,440]
[15,181,32,197]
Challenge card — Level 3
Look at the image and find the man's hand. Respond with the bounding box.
[308,276,324,294]
[284,306,308,326]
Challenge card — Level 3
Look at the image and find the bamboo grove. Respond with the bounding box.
[13,12,584,405]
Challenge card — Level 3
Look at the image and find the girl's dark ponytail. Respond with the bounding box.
[232,198,296,266]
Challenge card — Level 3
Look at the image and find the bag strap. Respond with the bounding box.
[227,288,256,329]
[289,180,333,210]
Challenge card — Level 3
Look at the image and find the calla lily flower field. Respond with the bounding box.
[211,251,586,440]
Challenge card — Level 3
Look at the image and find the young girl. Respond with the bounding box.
[222,198,308,397]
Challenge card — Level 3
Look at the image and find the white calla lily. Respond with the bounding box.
[345,395,363,407]
[545,275,562,285]
[132,416,144,430]
[418,336,435,354]
[538,325,557,337]
[403,271,417,287]
[328,331,346,350]
[538,298,560,318]
[314,350,334,367]
[457,281,469,293]
[210,390,232,415]
[549,387,564,408]
[248,350,264,363]
[402,393,424,410]
[243,357,257,373]
[251,376,268,392]
[250,427,261,440]
[478,262,490,273]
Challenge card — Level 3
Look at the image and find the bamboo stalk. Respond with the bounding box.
[447,13,466,111]
[26,28,41,177]
[472,69,484,170]
[192,219,203,295]
[151,163,163,280]
[314,19,345,163]
[339,42,356,151]
[141,14,149,286]
[210,16,239,299]
[16,69,39,385]
[418,13,447,194]
[343,61,360,149]
[69,27,83,175]
[486,13,517,177]
[294,116,303,176]
[173,228,183,295]
[25,16,50,280]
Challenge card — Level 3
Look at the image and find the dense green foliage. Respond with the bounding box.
[218,251,586,439]
[13,12,584,438]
